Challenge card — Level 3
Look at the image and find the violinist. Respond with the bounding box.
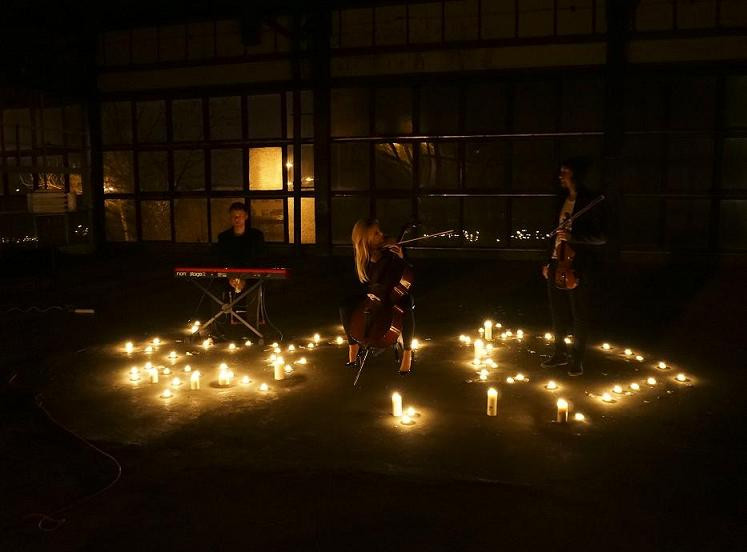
[541,158,606,376]
[339,219,415,375]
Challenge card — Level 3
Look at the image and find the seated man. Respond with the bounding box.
[215,202,265,293]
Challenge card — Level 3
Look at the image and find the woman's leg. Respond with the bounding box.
[399,298,415,372]
[339,295,362,363]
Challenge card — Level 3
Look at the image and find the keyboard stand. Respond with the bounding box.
[187,276,268,344]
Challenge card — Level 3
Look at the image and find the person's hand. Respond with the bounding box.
[387,244,404,259]
[542,264,549,280]
[556,229,571,242]
[367,293,381,302]
[229,278,245,292]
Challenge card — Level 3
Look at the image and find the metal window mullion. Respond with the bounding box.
[132,101,142,241]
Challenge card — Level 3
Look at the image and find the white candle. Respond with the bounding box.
[153,337,161,346]
[288,344,296,352]
[506,376,515,384]
[675,373,688,382]
[163,367,171,375]
[307,342,315,349]
[171,377,182,387]
[314,333,321,344]
[241,375,251,385]
[145,345,153,354]
[273,346,281,354]
[602,342,611,350]
[245,340,252,347]
[545,380,558,390]
[630,382,640,391]
[479,327,485,337]
[544,332,552,341]
[184,365,192,373]
[479,369,488,381]
[190,371,200,389]
[150,368,159,383]
[125,342,134,354]
[563,336,572,345]
[274,363,285,381]
[658,361,667,370]
[483,321,493,341]
[635,355,644,362]
[169,351,177,359]
[259,383,269,392]
[515,373,525,382]
[228,343,236,351]
[516,329,524,340]
[613,384,623,394]
[574,412,585,422]
[624,348,633,356]
[647,377,657,386]
[296,357,307,365]
[405,406,416,417]
[160,388,173,399]
[556,398,569,423]
[284,364,293,375]
[391,392,403,417]
[601,392,613,402]
[400,415,415,426]
[487,388,498,416]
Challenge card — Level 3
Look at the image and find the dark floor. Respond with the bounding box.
[1,248,745,551]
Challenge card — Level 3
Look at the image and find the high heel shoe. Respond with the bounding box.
[345,359,358,369]
[398,351,415,376]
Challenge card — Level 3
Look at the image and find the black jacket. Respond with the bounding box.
[215,227,265,267]
[546,188,607,273]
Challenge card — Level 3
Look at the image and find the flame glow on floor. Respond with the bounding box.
[115,318,696,433]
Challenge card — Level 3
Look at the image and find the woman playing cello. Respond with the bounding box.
[339,219,415,375]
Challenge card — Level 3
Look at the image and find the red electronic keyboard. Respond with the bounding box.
[174,266,288,343]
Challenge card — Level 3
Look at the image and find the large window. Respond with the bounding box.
[101,91,315,244]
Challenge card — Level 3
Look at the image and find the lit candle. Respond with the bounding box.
[675,373,688,382]
[288,344,296,352]
[314,333,321,344]
[391,392,403,417]
[479,327,485,337]
[658,361,667,370]
[574,412,586,422]
[273,346,281,354]
[269,353,277,363]
[405,406,416,417]
[479,369,488,381]
[241,375,251,385]
[516,329,524,340]
[129,368,140,382]
[495,323,502,329]
[274,363,285,381]
[153,337,161,346]
[171,377,182,387]
[544,332,552,341]
[150,368,159,383]
[228,343,236,351]
[145,345,153,354]
[464,336,471,346]
[483,320,493,341]
[459,335,467,343]
[245,340,252,347]
[473,355,482,367]
[271,342,278,348]
[191,324,199,334]
[163,367,171,375]
[400,415,415,426]
[506,376,515,384]
[284,364,293,375]
[411,338,420,350]
[647,377,657,386]
[259,383,269,392]
[545,380,558,391]
[601,392,613,403]
[190,371,200,389]
[602,343,611,350]
[335,336,344,345]
[307,342,315,349]
[202,339,212,349]
[487,388,498,416]
[296,357,307,365]
[515,373,525,382]
[125,342,134,354]
[169,351,177,360]
[563,337,572,345]
[556,398,569,423]
[485,344,493,353]
[184,365,192,373]
[160,388,173,399]
[506,330,513,337]
[145,361,153,371]
[630,382,640,391]
[635,355,644,362]
[624,348,633,356]
[486,359,497,369]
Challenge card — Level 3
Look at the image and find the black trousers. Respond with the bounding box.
[339,294,415,350]
[547,273,590,361]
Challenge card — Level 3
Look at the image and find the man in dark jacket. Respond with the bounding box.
[540,158,606,376]
[215,202,265,292]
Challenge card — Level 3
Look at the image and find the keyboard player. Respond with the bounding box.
[215,202,265,292]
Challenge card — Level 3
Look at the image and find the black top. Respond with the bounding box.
[215,227,265,267]
[365,250,409,303]
[546,188,607,273]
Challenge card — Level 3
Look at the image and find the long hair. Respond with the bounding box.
[351,219,378,283]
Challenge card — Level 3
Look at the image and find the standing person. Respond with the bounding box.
[339,219,415,375]
[541,158,606,376]
[215,202,265,292]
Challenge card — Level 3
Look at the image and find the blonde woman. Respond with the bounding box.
[339,219,415,375]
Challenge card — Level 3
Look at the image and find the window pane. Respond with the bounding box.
[724,75,747,127]
[409,2,442,43]
[669,77,715,130]
[558,0,594,34]
[719,200,747,250]
[374,87,412,135]
[101,102,132,145]
[211,149,243,190]
[287,145,315,190]
[248,147,282,190]
[138,151,168,192]
[7,157,33,195]
[624,77,667,131]
[518,0,554,36]
[210,198,244,242]
[42,108,64,146]
[251,199,285,242]
[209,96,242,140]
[514,81,558,132]
[665,199,709,249]
[136,101,166,143]
[420,85,459,134]
[417,197,459,247]
[332,196,369,243]
[39,155,65,191]
[69,154,83,195]
[103,151,134,193]
[722,138,747,191]
[174,199,208,242]
[621,197,660,248]
[666,137,713,192]
[465,83,508,133]
[172,99,204,142]
[288,197,316,244]
[248,94,281,138]
[141,200,171,241]
[375,143,413,190]
[332,143,370,191]
[512,139,557,193]
[375,5,406,45]
[287,90,315,139]
[465,141,508,190]
[331,88,369,137]
[445,0,479,41]
[340,8,373,48]
[561,77,604,131]
[463,197,507,247]
[375,198,412,236]
[105,199,136,241]
[418,142,458,189]
[174,150,205,191]
[64,104,83,146]
[510,197,556,248]
[621,135,665,193]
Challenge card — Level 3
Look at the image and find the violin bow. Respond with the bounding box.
[394,229,455,246]
[547,195,605,238]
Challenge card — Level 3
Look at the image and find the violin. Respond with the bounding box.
[548,195,605,290]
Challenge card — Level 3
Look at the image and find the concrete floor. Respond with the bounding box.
[1,251,745,550]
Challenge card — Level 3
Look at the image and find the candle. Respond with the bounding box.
[630,382,640,391]
[271,342,278,348]
[635,355,644,362]
[307,342,315,349]
[556,398,569,423]
[269,353,277,363]
[487,388,498,416]
[169,351,177,360]
[296,357,307,365]
[506,376,515,384]
[184,365,192,373]
[647,377,657,386]
[125,342,134,354]
[241,375,251,385]
[479,328,485,338]
[391,392,403,417]
[202,339,212,349]
[486,359,497,369]
[516,329,524,340]
[191,324,200,334]
[495,323,502,329]
[515,373,525,382]
[245,340,252,347]
[153,337,161,346]
[314,333,321,344]
[473,355,482,367]
[145,361,153,371]
[602,343,611,350]
[259,383,269,392]
[273,346,281,354]
[459,335,467,343]
[274,363,285,380]
[400,415,415,426]
[479,369,488,381]
[624,348,633,356]
[160,388,173,399]
[658,361,667,370]
[171,377,182,387]
[228,343,237,351]
[485,344,493,353]
[129,368,140,382]
[544,332,553,341]
[483,320,493,341]
[563,337,572,345]
[405,406,416,417]
[288,344,296,352]
[145,345,153,354]
[284,364,294,375]
[675,373,688,382]
[464,336,471,345]
[601,392,613,402]
[506,330,513,337]
[410,338,420,350]
[163,367,171,375]
[190,371,200,389]
[574,412,586,422]
[150,368,159,383]
[545,380,558,390]
[335,336,344,345]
